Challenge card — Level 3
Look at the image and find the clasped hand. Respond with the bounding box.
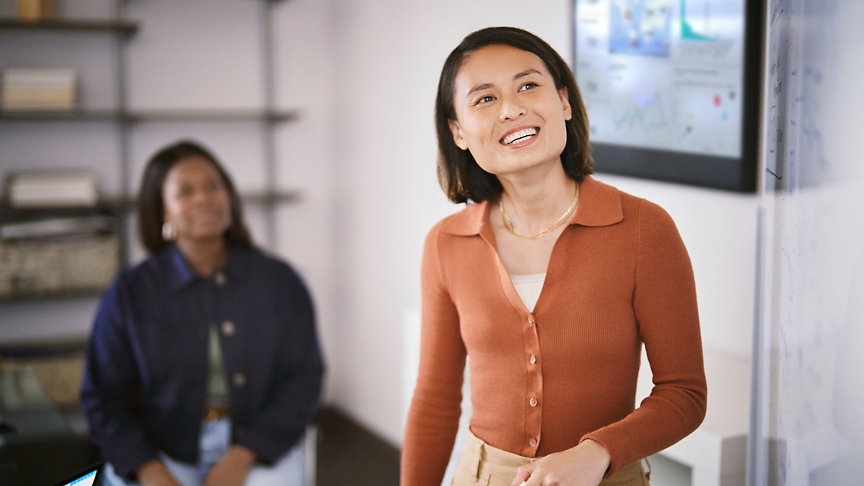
[510,439,611,486]
[137,445,256,486]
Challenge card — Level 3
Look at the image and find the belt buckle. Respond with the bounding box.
[204,405,227,422]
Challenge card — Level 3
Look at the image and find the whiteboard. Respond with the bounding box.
[752,0,864,485]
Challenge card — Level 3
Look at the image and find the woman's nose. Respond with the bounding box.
[192,188,213,205]
[498,93,526,121]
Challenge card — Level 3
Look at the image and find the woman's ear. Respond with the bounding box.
[448,119,469,150]
[559,87,572,121]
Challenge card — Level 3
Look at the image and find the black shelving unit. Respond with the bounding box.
[0,0,301,302]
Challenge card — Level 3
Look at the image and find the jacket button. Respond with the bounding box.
[529,397,538,407]
[232,372,246,388]
[214,271,227,287]
[221,320,236,336]
[529,355,536,365]
[529,437,537,447]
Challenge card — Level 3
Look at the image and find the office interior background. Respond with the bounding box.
[0,0,862,485]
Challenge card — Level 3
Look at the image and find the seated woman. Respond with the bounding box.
[81,140,324,486]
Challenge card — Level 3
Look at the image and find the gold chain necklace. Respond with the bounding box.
[499,185,579,240]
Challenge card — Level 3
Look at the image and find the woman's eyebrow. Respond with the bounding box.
[465,69,543,99]
[513,68,542,80]
[466,83,494,98]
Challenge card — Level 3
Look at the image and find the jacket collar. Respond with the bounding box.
[164,243,246,292]
[440,175,623,236]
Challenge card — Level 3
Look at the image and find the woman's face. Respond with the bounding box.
[448,44,572,178]
[162,156,232,244]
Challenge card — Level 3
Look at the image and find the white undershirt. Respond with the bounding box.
[509,273,547,313]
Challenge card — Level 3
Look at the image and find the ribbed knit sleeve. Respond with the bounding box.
[401,222,467,486]
[580,199,707,475]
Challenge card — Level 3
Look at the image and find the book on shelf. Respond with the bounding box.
[0,215,115,240]
[1,68,76,111]
[17,0,55,22]
[4,171,99,208]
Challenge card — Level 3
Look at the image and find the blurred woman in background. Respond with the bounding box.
[402,27,706,486]
[82,140,323,486]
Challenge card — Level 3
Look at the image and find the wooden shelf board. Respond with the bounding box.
[0,289,105,304]
[124,109,300,123]
[0,191,300,219]
[0,19,138,34]
[0,109,116,121]
[239,190,302,205]
[100,190,300,209]
[0,109,300,123]
[0,336,88,358]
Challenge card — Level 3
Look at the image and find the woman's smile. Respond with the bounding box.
[192,208,226,225]
[500,126,540,146]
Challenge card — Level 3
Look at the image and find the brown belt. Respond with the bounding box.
[203,404,231,422]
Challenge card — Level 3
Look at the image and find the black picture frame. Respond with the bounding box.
[572,0,763,192]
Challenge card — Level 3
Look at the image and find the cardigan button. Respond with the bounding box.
[232,372,246,388]
[222,320,236,336]
[530,397,538,407]
[529,355,536,365]
[529,438,537,447]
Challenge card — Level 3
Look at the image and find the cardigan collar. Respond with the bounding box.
[164,243,248,292]
[440,175,624,237]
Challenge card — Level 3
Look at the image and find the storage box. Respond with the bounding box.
[1,68,76,111]
[0,234,120,299]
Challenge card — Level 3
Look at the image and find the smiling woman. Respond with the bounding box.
[402,27,707,486]
[81,141,324,486]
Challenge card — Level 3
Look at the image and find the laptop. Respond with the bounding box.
[50,462,102,486]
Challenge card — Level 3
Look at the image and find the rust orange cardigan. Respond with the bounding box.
[402,176,707,485]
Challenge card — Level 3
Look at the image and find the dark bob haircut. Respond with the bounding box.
[137,140,253,253]
[435,26,593,204]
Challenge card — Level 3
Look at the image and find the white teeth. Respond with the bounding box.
[502,128,538,145]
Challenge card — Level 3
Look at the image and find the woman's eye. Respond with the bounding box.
[520,82,538,92]
[475,95,494,105]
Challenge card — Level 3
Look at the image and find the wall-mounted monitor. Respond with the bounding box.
[573,0,762,192]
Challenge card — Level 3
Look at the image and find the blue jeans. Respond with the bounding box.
[101,419,306,486]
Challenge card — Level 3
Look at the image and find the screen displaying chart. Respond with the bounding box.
[575,0,745,158]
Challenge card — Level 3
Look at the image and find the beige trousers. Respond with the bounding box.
[452,431,651,486]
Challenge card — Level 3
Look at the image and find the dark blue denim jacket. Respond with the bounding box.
[80,245,324,479]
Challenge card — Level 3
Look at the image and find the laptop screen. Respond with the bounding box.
[62,469,97,486]
[53,464,100,486]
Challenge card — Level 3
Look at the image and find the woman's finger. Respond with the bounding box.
[510,464,533,486]
[522,466,545,486]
